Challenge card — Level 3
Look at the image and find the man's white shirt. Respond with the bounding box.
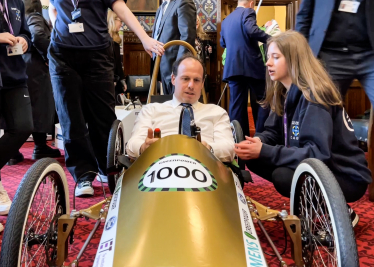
[126,96,235,162]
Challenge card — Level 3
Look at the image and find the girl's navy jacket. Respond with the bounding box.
[0,0,31,88]
[255,84,372,185]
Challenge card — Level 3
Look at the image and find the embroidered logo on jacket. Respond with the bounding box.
[11,8,21,21]
[342,108,354,132]
[291,121,299,140]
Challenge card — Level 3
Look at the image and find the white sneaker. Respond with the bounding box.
[75,181,94,197]
[96,175,108,183]
[0,181,12,215]
[0,223,4,232]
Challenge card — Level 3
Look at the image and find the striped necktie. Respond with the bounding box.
[180,103,194,137]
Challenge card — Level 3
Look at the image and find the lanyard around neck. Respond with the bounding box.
[71,0,79,10]
[283,100,288,147]
[0,0,14,35]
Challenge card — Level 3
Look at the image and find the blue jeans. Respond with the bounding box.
[319,49,374,106]
[48,43,116,182]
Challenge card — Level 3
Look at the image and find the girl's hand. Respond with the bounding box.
[142,37,164,57]
[0,33,17,46]
[16,36,28,52]
[234,136,262,160]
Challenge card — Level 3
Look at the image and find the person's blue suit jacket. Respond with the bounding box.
[220,7,269,82]
[296,0,374,56]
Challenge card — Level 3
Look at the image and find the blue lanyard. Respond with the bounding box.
[71,0,79,10]
[0,0,14,35]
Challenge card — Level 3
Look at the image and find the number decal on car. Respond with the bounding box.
[138,154,217,192]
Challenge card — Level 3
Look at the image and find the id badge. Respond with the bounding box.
[338,0,360,13]
[71,8,82,20]
[68,22,84,33]
[6,43,23,56]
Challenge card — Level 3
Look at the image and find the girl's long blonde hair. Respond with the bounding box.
[107,10,121,44]
[263,31,342,116]
[196,16,208,40]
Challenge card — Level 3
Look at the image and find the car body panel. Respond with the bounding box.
[94,135,267,267]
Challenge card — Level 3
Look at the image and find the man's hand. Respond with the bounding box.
[139,128,160,155]
[265,20,273,28]
[201,141,212,151]
[0,33,17,46]
[234,136,262,160]
[16,36,28,53]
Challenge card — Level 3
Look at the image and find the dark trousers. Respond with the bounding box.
[48,44,116,182]
[0,86,33,169]
[228,77,269,137]
[246,158,367,203]
[32,132,47,146]
[319,49,374,106]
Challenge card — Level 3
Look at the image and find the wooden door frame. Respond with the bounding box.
[257,0,299,30]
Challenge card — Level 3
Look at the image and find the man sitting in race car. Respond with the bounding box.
[127,54,235,162]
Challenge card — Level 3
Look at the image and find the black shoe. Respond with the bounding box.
[6,151,24,165]
[32,145,61,160]
[348,204,359,228]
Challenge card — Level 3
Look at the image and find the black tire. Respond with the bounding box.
[231,120,245,170]
[107,120,125,194]
[231,120,244,144]
[0,158,69,267]
[290,158,359,267]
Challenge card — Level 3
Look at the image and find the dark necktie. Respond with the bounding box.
[180,103,194,137]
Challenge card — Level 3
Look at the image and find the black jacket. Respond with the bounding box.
[296,0,374,56]
[0,0,31,88]
[22,12,54,132]
[256,84,372,185]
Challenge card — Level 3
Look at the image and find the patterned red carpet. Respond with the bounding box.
[0,141,373,266]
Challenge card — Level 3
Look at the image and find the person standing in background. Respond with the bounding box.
[16,0,61,160]
[195,15,212,94]
[296,0,374,106]
[48,0,164,197]
[107,10,127,100]
[0,0,33,230]
[220,0,270,137]
[150,0,196,95]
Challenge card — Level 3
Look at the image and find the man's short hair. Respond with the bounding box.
[172,54,207,79]
[238,0,256,5]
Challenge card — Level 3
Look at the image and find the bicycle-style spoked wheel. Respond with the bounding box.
[0,158,70,267]
[290,159,359,267]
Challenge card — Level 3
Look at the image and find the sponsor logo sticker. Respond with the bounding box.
[238,193,246,204]
[105,216,117,231]
[98,239,113,253]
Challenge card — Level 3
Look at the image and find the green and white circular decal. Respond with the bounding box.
[138,154,217,192]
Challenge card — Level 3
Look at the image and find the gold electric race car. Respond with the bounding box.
[0,121,359,267]
[0,41,359,267]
